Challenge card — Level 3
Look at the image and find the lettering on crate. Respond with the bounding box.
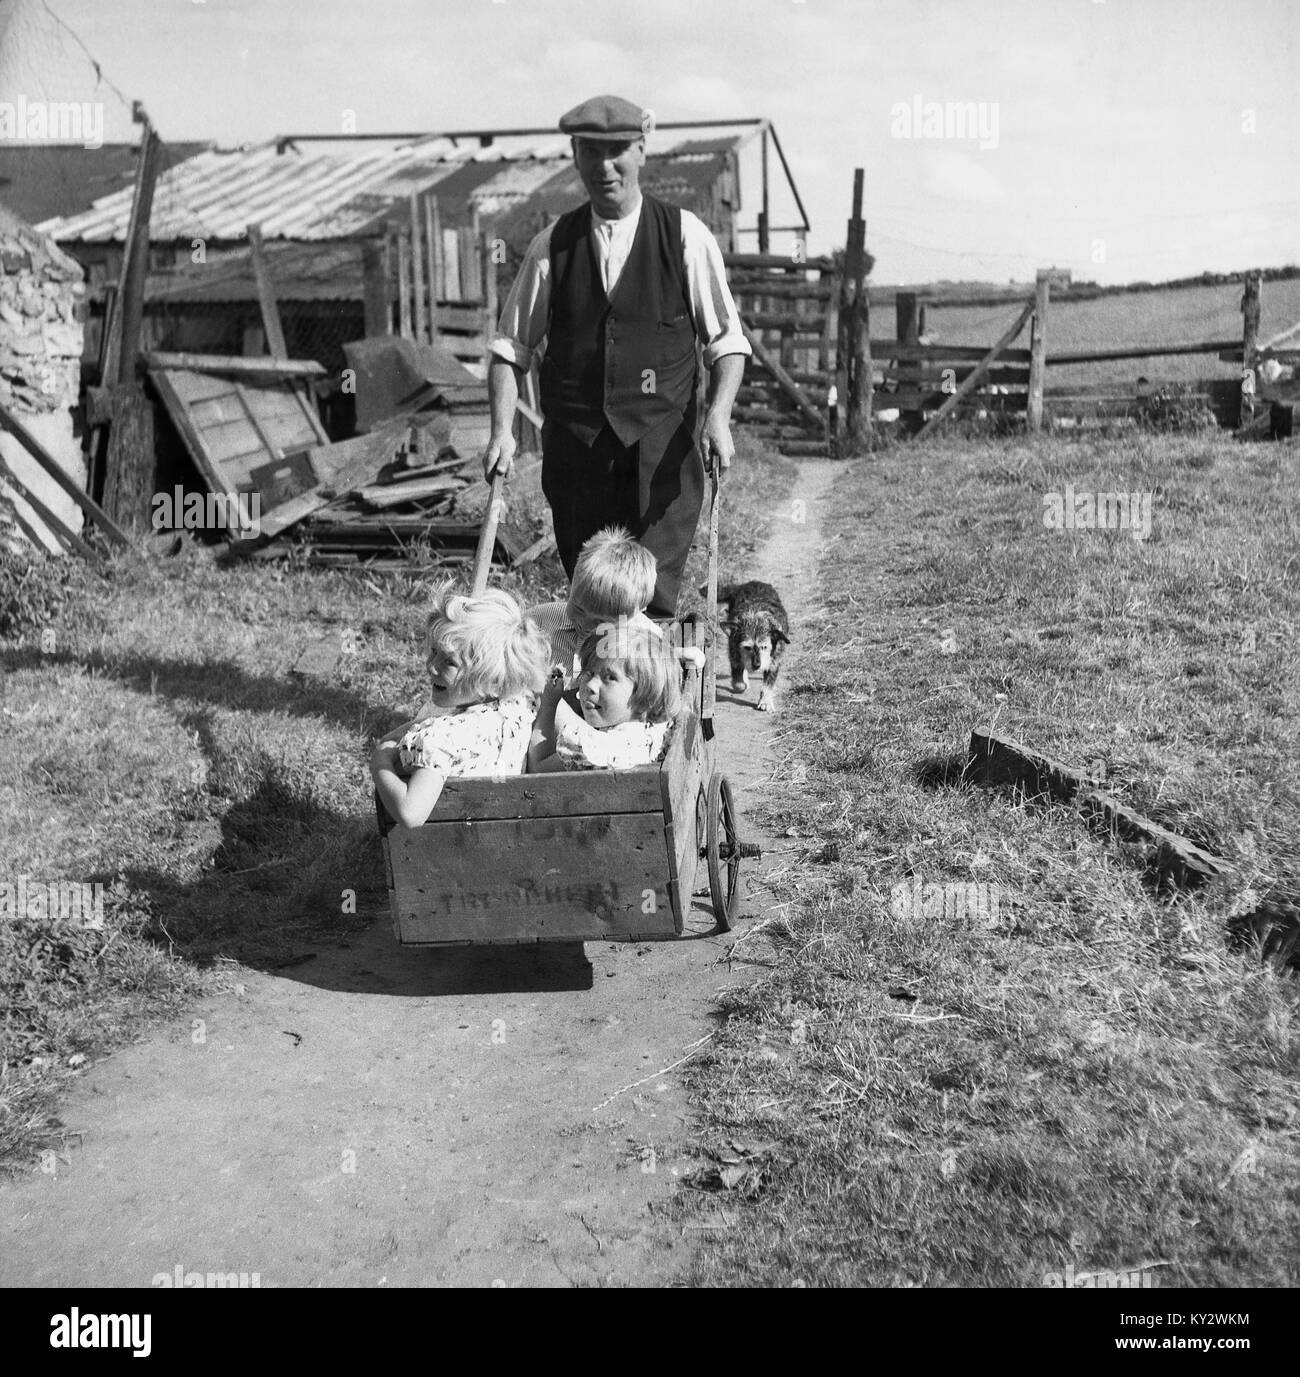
[432,881,626,914]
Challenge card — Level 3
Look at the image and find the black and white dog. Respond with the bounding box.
[707,580,790,712]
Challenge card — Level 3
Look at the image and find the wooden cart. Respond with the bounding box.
[375,471,760,946]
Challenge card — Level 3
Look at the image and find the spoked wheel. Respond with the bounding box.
[703,772,759,929]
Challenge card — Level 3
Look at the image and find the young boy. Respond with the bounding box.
[527,526,704,679]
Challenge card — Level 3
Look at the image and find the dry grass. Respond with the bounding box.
[679,430,1300,1287]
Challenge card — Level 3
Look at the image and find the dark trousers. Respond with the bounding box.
[541,413,704,618]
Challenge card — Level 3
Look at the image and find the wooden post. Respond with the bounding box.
[483,231,499,363]
[410,193,428,343]
[470,204,483,304]
[361,240,390,337]
[835,168,870,452]
[424,193,440,337]
[895,290,922,432]
[247,223,288,358]
[1240,270,1261,431]
[397,228,412,340]
[110,120,162,387]
[1028,270,1050,431]
[759,127,771,256]
[429,196,443,306]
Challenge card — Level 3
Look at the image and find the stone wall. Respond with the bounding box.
[0,204,85,555]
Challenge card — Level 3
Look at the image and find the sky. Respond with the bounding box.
[32,0,1300,285]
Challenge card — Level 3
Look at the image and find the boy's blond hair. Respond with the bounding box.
[578,620,681,725]
[569,527,656,620]
[424,582,550,700]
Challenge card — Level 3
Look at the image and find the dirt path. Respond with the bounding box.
[0,461,841,1289]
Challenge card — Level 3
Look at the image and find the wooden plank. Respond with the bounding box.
[876,389,1027,412]
[424,763,665,823]
[1219,347,1300,364]
[877,365,1029,388]
[0,399,131,547]
[876,343,1033,363]
[386,812,678,945]
[231,381,283,457]
[0,452,100,559]
[397,229,412,340]
[1048,340,1239,365]
[410,195,429,343]
[289,378,331,445]
[144,352,326,378]
[112,123,162,386]
[424,194,439,335]
[744,311,827,334]
[968,731,1230,889]
[147,367,243,502]
[358,475,461,507]
[513,531,556,567]
[742,323,826,431]
[913,301,1035,441]
[724,251,836,272]
[362,239,390,337]
[732,280,833,302]
[246,223,288,359]
[428,195,444,304]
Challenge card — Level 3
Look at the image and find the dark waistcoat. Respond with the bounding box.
[540,194,699,447]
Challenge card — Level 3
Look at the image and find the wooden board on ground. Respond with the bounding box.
[967,730,1227,886]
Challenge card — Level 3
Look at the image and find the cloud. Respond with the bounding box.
[922,150,1005,203]
[654,74,747,120]
[537,39,638,92]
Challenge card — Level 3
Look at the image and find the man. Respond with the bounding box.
[483,94,750,617]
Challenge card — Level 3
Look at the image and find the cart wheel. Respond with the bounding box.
[706,772,743,929]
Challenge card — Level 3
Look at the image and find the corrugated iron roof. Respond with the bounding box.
[0,143,211,227]
[38,129,746,246]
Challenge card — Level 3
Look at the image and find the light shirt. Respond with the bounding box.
[491,195,752,373]
[553,701,671,772]
[396,695,535,778]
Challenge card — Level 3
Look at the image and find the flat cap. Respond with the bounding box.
[559,94,654,141]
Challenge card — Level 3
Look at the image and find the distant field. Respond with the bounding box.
[869,277,1300,388]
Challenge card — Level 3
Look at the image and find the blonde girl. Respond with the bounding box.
[371,583,550,827]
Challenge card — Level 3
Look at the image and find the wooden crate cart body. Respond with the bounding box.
[378,666,710,945]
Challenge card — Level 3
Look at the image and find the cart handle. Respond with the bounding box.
[469,469,506,596]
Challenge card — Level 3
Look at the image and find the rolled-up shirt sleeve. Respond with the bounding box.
[681,209,751,368]
[490,223,554,372]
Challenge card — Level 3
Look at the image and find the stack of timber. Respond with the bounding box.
[725,251,835,454]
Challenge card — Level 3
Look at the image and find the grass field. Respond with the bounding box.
[679,430,1300,1287]
[873,276,1300,388]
